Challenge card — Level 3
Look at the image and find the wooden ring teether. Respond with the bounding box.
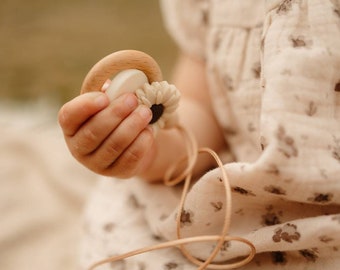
[80,50,163,94]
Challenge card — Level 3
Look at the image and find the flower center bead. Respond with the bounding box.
[149,104,164,124]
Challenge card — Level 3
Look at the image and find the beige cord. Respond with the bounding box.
[81,50,256,270]
[164,127,256,270]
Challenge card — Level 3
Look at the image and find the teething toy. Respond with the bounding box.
[80,50,180,134]
[80,50,256,270]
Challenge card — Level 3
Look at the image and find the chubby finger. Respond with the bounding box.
[88,104,152,171]
[58,92,109,136]
[107,127,155,178]
[68,93,139,156]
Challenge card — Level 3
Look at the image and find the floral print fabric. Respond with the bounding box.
[80,1,340,269]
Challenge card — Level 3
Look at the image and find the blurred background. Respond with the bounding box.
[0,1,178,270]
[0,0,177,105]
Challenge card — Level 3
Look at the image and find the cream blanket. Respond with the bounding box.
[81,0,340,269]
[0,104,96,270]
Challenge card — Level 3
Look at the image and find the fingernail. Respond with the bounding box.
[124,94,138,109]
[137,105,152,120]
[94,94,109,108]
[101,79,111,91]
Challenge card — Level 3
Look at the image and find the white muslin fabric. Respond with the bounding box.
[80,1,340,269]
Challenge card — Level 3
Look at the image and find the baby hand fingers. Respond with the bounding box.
[104,127,154,178]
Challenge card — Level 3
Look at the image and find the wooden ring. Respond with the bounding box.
[80,50,163,94]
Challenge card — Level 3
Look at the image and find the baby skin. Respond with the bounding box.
[58,54,226,182]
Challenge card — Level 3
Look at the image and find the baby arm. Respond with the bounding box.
[139,54,226,181]
[58,54,226,181]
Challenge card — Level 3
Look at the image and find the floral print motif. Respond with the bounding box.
[335,82,340,92]
[179,209,194,227]
[222,73,234,92]
[273,223,301,243]
[319,235,334,243]
[252,62,261,79]
[289,35,313,48]
[299,249,319,262]
[210,201,223,212]
[271,251,288,265]
[335,8,340,18]
[305,101,317,116]
[232,186,256,196]
[211,240,230,253]
[276,125,298,158]
[307,193,334,204]
[332,136,340,162]
[128,194,143,209]
[264,185,287,196]
[262,211,282,226]
[164,262,180,269]
[260,136,268,151]
[277,0,295,15]
[219,241,231,252]
[151,234,163,242]
[212,29,224,51]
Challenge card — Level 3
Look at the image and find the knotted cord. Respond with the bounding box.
[81,50,256,270]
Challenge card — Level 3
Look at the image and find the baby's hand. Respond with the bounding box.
[58,91,154,178]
